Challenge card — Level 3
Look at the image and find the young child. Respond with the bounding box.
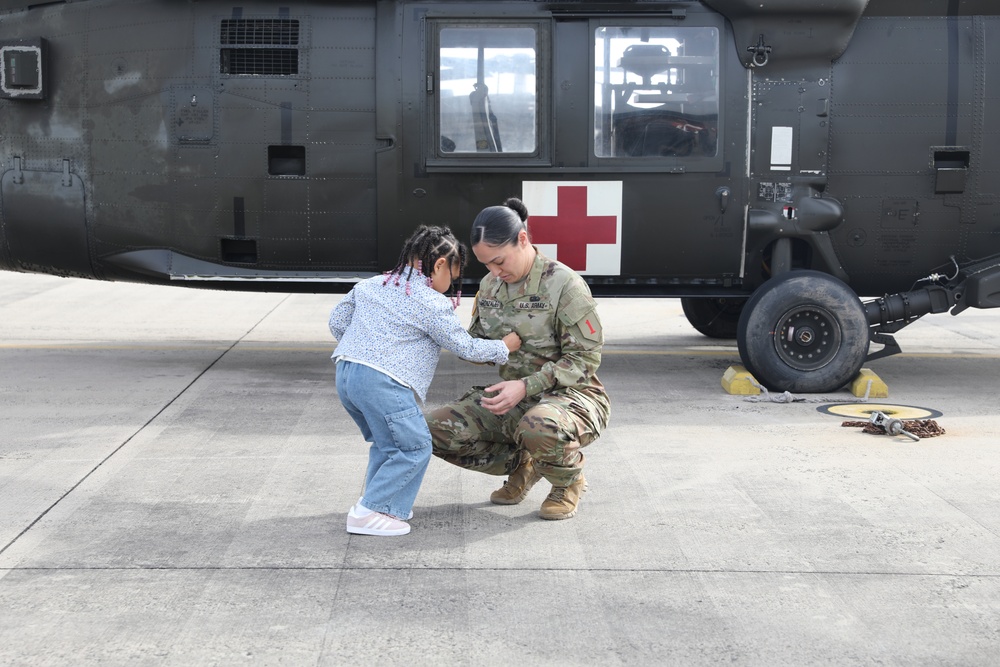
[329,225,520,536]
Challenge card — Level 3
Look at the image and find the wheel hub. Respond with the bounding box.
[774,306,842,371]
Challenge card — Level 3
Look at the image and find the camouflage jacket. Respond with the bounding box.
[470,249,611,421]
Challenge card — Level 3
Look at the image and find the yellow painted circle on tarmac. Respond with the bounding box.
[818,403,943,420]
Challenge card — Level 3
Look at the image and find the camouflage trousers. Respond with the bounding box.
[425,386,605,487]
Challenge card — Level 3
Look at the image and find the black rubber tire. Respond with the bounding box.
[681,296,747,339]
[736,270,869,393]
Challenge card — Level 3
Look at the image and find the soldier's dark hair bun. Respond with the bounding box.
[471,196,530,247]
[503,197,529,223]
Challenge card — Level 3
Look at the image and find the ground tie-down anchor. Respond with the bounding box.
[869,410,920,441]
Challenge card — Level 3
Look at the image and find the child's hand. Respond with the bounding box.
[502,331,521,353]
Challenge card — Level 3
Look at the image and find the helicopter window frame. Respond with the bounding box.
[427,19,551,169]
[591,18,724,172]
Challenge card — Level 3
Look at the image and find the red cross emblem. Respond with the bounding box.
[528,185,618,271]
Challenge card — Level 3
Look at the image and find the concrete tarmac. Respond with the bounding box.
[1,271,999,666]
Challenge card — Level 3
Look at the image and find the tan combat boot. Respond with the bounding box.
[538,473,587,520]
[490,452,543,505]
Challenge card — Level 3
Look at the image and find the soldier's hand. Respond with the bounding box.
[480,380,527,415]
[502,331,521,353]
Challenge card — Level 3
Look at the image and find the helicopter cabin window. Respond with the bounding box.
[436,26,538,156]
[595,26,719,160]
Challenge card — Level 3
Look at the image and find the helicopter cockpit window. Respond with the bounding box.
[595,26,719,159]
[437,26,537,155]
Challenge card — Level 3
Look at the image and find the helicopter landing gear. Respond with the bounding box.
[680,296,746,339]
[737,270,869,393]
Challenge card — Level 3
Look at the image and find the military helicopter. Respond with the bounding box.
[2,0,999,393]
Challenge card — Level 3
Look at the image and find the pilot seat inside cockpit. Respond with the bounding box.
[609,42,717,158]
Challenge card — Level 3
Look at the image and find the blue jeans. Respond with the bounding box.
[335,360,431,519]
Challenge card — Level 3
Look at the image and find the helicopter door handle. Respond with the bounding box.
[716,186,730,213]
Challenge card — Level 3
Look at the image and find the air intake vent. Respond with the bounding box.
[220,19,299,76]
[221,48,298,75]
[221,19,299,46]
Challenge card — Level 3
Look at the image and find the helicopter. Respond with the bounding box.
[2,0,999,393]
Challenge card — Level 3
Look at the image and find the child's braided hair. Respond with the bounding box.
[384,225,467,307]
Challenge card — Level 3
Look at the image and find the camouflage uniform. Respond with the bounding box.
[426,249,610,487]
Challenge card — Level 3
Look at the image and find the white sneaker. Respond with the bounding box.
[356,498,412,520]
[346,505,410,536]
